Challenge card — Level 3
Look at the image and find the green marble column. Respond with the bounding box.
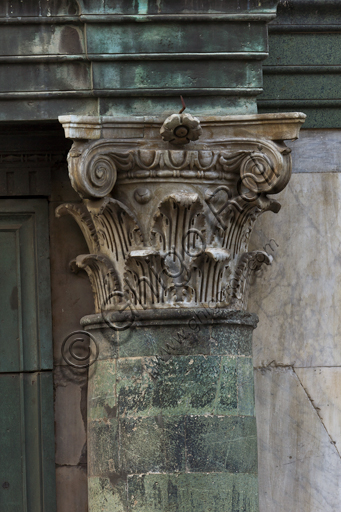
[58,113,303,511]
[84,309,259,512]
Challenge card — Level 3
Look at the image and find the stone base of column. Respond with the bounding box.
[82,309,259,512]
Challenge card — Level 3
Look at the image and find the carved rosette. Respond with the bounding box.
[58,114,305,313]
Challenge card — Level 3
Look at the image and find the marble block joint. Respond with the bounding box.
[58,113,304,512]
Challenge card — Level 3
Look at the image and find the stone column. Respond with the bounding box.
[58,112,304,511]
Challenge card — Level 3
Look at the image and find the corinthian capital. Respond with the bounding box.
[58,113,305,312]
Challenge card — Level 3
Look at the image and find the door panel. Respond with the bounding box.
[0,199,56,512]
[0,200,52,372]
[0,372,56,512]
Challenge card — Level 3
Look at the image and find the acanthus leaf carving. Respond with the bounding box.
[59,115,303,313]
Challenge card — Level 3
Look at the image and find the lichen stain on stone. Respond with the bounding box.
[108,472,128,487]
[104,403,117,418]
[59,26,83,55]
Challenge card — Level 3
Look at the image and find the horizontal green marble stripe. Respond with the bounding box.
[88,472,259,512]
[88,415,257,476]
[258,106,341,129]
[0,62,91,93]
[0,95,257,122]
[262,73,341,100]
[272,0,340,27]
[92,60,263,90]
[0,25,85,57]
[86,22,267,55]
[89,356,254,419]
[266,33,341,67]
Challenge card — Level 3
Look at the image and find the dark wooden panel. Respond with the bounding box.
[0,200,52,372]
[0,372,56,512]
[0,228,21,372]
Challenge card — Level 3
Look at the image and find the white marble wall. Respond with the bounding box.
[249,131,341,512]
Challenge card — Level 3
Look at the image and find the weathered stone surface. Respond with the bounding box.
[117,325,210,359]
[287,129,341,174]
[0,63,91,92]
[210,323,254,356]
[58,114,303,315]
[120,415,186,474]
[88,420,120,476]
[88,359,116,420]
[88,476,127,512]
[88,472,259,512]
[255,367,341,512]
[127,473,259,512]
[186,415,258,474]
[295,367,341,452]
[0,25,85,56]
[56,465,88,512]
[86,21,267,55]
[237,357,255,416]
[54,368,87,465]
[92,60,263,91]
[49,198,95,365]
[115,355,238,417]
[249,172,341,367]
[84,317,259,511]
[0,0,278,120]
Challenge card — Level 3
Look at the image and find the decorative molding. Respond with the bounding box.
[58,114,304,312]
[160,113,202,145]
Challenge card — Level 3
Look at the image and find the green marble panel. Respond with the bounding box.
[87,315,258,511]
[210,323,254,356]
[0,25,85,56]
[117,325,210,358]
[263,73,341,100]
[186,415,258,474]
[88,477,127,512]
[266,33,341,67]
[80,0,277,15]
[87,22,267,55]
[99,95,259,117]
[120,416,186,473]
[127,472,259,512]
[88,420,120,477]
[88,359,117,420]
[237,357,255,416]
[115,355,238,417]
[92,60,263,91]
[0,63,91,93]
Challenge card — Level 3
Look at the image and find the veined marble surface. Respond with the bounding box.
[255,368,341,512]
[249,172,341,368]
[249,169,341,512]
[295,367,341,452]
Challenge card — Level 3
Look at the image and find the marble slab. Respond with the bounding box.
[295,367,341,452]
[249,172,341,367]
[255,367,341,512]
[288,129,341,173]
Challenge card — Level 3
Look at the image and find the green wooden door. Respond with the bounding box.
[0,199,56,512]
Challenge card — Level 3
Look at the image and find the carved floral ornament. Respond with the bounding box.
[58,114,305,314]
[160,113,202,145]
